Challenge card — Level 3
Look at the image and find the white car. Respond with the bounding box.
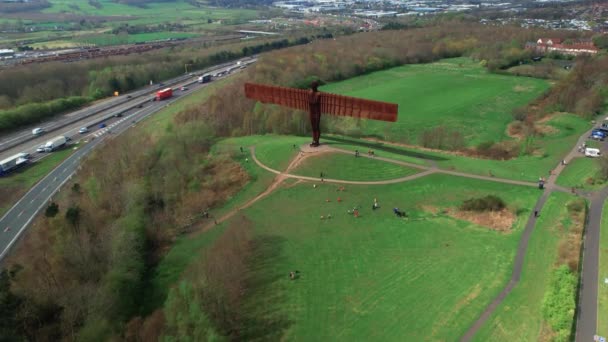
[36,145,45,153]
[32,127,44,135]
[181,86,188,91]
[79,127,89,134]
[585,148,601,158]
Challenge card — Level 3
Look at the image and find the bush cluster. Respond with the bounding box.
[542,265,577,341]
[0,96,90,132]
[460,195,506,212]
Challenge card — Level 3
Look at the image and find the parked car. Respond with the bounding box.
[591,131,606,141]
[36,145,45,153]
[79,127,89,134]
[99,123,106,129]
[585,148,601,158]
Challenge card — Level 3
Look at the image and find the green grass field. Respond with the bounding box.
[292,152,421,181]
[321,58,550,148]
[216,173,539,340]
[556,156,605,190]
[74,32,199,46]
[323,112,589,182]
[45,0,258,23]
[154,132,543,339]
[473,192,579,341]
[599,201,608,338]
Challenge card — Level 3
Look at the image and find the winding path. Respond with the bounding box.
[194,129,603,341]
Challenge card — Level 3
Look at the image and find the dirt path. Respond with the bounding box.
[192,147,312,235]
[190,128,602,340]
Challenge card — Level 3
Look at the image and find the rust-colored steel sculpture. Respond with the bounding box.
[244,82,398,147]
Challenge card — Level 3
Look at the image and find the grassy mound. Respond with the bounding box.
[321,58,550,147]
[291,152,421,181]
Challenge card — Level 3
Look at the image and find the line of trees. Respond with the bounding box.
[0,34,328,133]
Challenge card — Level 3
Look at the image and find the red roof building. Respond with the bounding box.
[530,38,598,55]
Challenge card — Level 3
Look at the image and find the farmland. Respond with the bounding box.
[0,0,259,47]
[321,57,551,148]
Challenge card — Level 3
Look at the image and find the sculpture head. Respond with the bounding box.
[310,80,319,92]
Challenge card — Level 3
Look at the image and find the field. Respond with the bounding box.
[599,201,608,338]
[73,32,199,47]
[322,111,589,182]
[150,133,546,340]
[472,192,580,341]
[321,58,551,147]
[556,156,605,190]
[0,0,259,47]
[45,0,258,22]
[291,152,421,181]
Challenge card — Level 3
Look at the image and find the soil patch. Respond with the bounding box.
[447,208,516,232]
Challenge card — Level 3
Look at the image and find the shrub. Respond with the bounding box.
[460,195,506,212]
[45,202,59,218]
[542,265,577,341]
[566,199,585,214]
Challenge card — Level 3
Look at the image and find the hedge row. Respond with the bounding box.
[0,96,90,132]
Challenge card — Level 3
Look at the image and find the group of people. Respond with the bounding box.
[393,207,407,218]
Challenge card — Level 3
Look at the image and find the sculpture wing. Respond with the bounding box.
[320,92,398,122]
[244,83,310,111]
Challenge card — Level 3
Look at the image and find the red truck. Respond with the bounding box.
[155,88,173,101]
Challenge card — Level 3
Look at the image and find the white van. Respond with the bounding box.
[585,148,601,158]
[32,127,44,135]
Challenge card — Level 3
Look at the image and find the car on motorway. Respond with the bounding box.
[79,127,89,134]
[32,127,44,136]
[36,145,45,153]
[181,86,188,91]
[99,123,106,129]
[113,112,123,117]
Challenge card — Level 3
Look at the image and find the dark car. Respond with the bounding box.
[99,123,106,129]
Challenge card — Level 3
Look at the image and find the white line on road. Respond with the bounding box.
[53,177,57,182]
[42,186,47,192]
[17,211,23,218]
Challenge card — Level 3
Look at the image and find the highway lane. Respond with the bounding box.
[0,64,250,260]
[0,57,256,157]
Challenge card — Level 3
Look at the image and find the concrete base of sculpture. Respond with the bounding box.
[299,143,331,153]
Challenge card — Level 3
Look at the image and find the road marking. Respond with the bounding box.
[3,227,9,233]
[17,211,23,218]
[42,186,47,192]
[29,199,35,204]
[53,177,57,182]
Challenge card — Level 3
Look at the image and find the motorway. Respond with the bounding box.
[0,59,253,260]
[0,57,256,161]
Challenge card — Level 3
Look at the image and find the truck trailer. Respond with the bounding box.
[198,74,211,83]
[155,88,173,101]
[0,152,29,176]
[44,135,67,152]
